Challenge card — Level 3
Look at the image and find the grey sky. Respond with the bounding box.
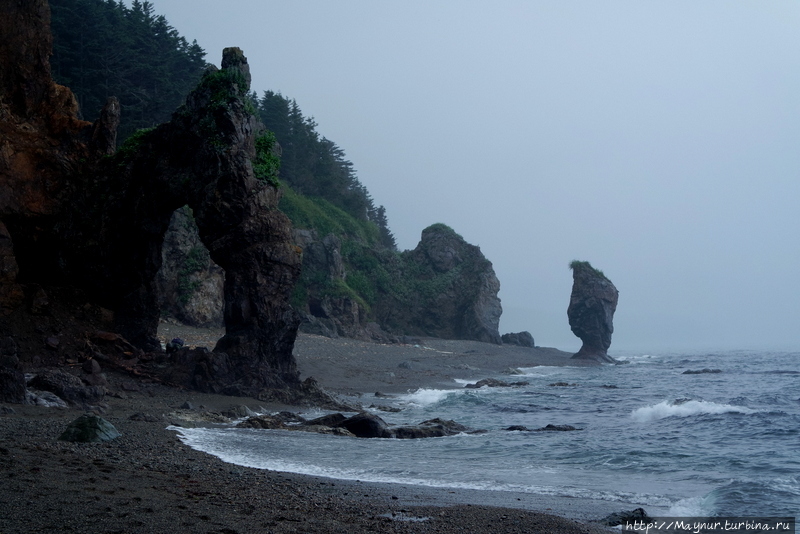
[134,1,800,352]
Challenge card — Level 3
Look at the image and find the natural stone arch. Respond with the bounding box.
[73,49,303,392]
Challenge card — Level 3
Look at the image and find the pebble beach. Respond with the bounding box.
[0,328,618,533]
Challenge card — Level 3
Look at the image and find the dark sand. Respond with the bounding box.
[0,327,634,533]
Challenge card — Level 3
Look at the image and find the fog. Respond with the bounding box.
[133,1,800,352]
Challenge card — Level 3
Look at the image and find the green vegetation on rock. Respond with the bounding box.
[177,245,210,305]
[253,131,281,187]
[569,260,608,280]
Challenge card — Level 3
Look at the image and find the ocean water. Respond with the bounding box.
[175,350,800,516]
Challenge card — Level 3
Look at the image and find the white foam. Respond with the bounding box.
[516,366,563,377]
[667,494,714,516]
[397,388,459,406]
[772,477,800,496]
[631,400,756,423]
[173,426,683,512]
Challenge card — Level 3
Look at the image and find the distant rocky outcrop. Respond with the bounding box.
[682,368,722,375]
[289,223,503,343]
[0,0,304,398]
[567,261,618,363]
[501,331,534,347]
[379,224,502,344]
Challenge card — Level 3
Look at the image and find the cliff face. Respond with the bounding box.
[156,206,225,328]
[0,0,96,287]
[0,0,302,397]
[567,261,618,363]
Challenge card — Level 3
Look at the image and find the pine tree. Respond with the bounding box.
[50,0,208,140]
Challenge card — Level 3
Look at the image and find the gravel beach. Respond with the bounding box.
[0,327,620,533]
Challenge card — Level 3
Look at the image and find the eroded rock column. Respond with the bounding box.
[567,261,618,363]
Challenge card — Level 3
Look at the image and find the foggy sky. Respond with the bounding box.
[130,1,800,352]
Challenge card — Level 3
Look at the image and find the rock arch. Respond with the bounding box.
[88,50,302,392]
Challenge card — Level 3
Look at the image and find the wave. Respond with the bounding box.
[706,477,800,516]
[631,400,757,423]
[397,388,460,406]
[172,426,677,509]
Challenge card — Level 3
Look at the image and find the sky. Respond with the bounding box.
[135,1,800,353]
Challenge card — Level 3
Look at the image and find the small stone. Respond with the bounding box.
[45,336,59,350]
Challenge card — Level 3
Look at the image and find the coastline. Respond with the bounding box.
[0,330,634,533]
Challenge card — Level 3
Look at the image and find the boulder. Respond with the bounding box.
[337,412,393,438]
[601,508,652,527]
[393,418,470,439]
[464,378,529,389]
[0,366,26,404]
[27,369,105,406]
[26,389,68,408]
[567,261,619,363]
[220,405,257,419]
[304,413,347,427]
[58,414,120,442]
[501,331,534,347]
[295,425,355,437]
[535,424,581,431]
[237,415,287,429]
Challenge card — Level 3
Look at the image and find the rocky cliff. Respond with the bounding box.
[567,260,618,363]
[380,224,503,344]
[156,206,225,328]
[0,0,303,398]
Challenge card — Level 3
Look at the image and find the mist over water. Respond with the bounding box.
[177,350,800,517]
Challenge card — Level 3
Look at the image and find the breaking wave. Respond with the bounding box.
[631,400,757,423]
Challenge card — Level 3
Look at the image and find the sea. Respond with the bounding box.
[174,349,799,517]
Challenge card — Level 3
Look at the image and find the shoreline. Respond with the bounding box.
[0,329,637,532]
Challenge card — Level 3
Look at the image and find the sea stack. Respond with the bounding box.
[567,261,618,363]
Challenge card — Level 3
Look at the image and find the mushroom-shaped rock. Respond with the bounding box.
[567,261,618,363]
